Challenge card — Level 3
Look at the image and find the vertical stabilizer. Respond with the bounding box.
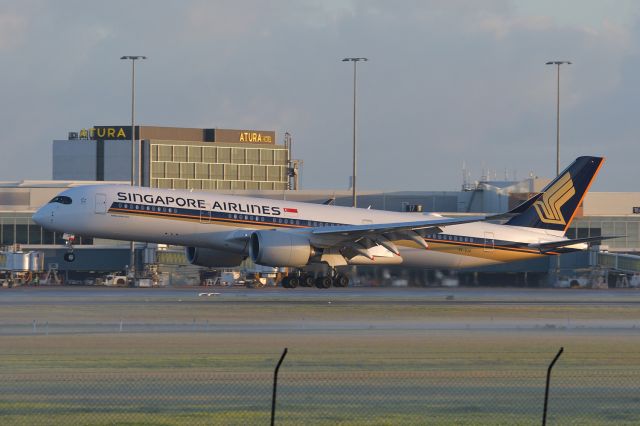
[505,156,604,234]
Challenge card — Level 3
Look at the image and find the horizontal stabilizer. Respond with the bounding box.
[525,235,622,253]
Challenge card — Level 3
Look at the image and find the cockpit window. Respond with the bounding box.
[49,196,72,205]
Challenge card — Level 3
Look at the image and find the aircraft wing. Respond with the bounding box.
[524,235,622,253]
[309,216,486,256]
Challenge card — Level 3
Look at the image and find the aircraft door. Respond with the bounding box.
[200,203,211,224]
[483,232,495,252]
[95,193,107,214]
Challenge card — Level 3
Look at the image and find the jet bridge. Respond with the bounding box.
[591,251,640,274]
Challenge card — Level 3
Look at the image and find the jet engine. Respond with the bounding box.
[249,230,314,267]
[185,247,246,268]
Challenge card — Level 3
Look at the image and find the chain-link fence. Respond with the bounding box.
[1,355,639,425]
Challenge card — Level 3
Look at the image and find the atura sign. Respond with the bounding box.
[75,126,136,140]
[215,129,275,144]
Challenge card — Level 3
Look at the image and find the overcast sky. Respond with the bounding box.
[1,0,639,191]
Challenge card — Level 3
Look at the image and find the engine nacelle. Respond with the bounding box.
[185,247,245,268]
[250,230,313,267]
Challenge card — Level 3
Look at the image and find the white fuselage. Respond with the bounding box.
[33,184,572,269]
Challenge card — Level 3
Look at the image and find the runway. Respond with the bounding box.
[1,286,640,335]
[4,285,640,303]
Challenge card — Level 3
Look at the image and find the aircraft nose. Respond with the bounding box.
[32,206,49,226]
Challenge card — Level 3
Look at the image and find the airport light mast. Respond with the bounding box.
[546,60,571,288]
[342,57,368,208]
[545,60,571,176]
[121,55,147,280]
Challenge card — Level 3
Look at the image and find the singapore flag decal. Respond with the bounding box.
[283,207,298,214]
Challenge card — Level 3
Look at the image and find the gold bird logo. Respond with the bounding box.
[533,173,575,225]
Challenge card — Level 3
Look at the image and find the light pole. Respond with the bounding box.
[545,60,571,288]
[545,60,571,176]
[121,56,146,185]
[121,55,146,280]
[342,57,367,208]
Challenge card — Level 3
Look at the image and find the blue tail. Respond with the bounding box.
[505,156,604,233]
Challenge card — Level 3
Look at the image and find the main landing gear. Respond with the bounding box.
[63,233,76,262]
[281,271,350,289]
[282,273,315,288]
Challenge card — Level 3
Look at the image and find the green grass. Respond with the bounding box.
[1,293,640,424]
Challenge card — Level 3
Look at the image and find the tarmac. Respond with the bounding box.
[2,286,640,335]
[3,284,640,303]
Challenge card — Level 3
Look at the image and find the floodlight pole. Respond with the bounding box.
[121,55,146,280]
[342,57,368,208]
[545,61,571,287]
[545,61,571,177]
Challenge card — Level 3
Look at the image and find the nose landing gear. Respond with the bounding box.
[63,233,76,263]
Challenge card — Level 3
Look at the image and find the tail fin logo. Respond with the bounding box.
[533,173,575,225]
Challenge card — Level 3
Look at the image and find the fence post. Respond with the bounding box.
[271,348,288,426]
[542,347,564,426]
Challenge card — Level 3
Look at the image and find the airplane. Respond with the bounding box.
[32,156,613,288]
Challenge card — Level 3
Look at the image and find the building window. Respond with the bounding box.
[195,163,209,179]
[232,148,245,163]
[274,149,287,165]
[260,149,273,165]
[188,146,202,162]
[15,223,28,245]
[151,162,165,178]
[210,164,224,180]
[180,163,195,179]
[238,165,252,180]
[1,221,13,246]
[218,147,231,163]
[165,162,179,179]
[246,149,260,165]
[224,164,238,180]
[42,229,55,245]
[28,224,41,245]
[260,182,274,190]
[157,145,172,161]
[189,180,202,190]
[173,179,187,189]
[173,146,187,162]
[267,166,280,182]
[253,165,266,181]
[203,147,216,163]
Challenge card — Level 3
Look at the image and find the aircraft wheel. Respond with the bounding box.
[315,276,333,289]
[281,276,291,288]
[301,274,314,287]
[288,276,299,288]
[64,252,76,263]
[335,274,349,288]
